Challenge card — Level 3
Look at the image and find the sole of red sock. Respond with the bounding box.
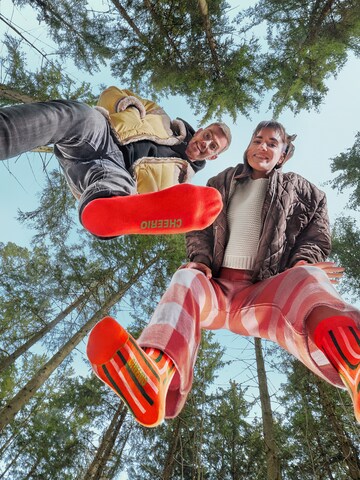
[81,183,222,237]
[86,317,169,427]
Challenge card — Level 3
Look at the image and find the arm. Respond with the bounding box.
[288,192,331,266]
[294,260,344,284]
[186,222,215,269]
[185,174,223,272]
[178,261,213,278]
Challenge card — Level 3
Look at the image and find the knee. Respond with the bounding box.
[290,265,329,283]
[56,100,105,130]
[171,268,205,287]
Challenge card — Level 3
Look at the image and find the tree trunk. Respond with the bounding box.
[0,257,159,431]
[143,0,183,62]
[0,451,22,478]
[162,416,182,480]
[105,424,132,480]
[84,401,127,480]
[0,84,36,103]
[197,0,221,77]
[307,0,336,43]
[255,338,281,480]
[109,0,148,44]
[0,291,90,374]
[313,376,360,479]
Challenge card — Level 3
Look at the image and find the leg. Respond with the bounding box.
[87,269,225,423]
[0,100,118,163]
[0,101,223,237]
[221,266,360,422]
[138,268,224,417]
[0,100,136,213]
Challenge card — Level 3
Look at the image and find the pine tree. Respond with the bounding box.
[237,0,360,116]
[278,352,360,479]
[83,401,128,480]
[204,380,266,479]
[4,0,359,119]
[0,35,97,105]
[124,331,229,479]
[329,131,360,210]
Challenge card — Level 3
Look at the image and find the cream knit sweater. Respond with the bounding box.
[222,177,268,271]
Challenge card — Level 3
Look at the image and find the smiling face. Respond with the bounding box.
[246,127,286,179]
[185,124,229,161]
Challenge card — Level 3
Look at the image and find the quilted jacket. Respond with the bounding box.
[186,164,331,282]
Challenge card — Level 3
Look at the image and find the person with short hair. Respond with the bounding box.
[0,86,231,237]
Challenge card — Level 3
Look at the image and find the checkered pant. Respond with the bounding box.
[138,266,360,418]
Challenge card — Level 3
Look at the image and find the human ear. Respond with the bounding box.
[276,153,286,167]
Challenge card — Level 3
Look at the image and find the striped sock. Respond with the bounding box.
[143,348,176,386]
[313,316,360,423]
[86,317,175,427]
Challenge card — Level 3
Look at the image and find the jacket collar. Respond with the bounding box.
[234,163,281,182]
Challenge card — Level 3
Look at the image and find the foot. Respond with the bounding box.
[86,317,175,427]
[80,183,222,237]
[314,316,360,423]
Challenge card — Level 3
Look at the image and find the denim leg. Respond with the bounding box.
[0,100,136,212]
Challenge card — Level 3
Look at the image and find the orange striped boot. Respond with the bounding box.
[86,317,175,427]
[313,316,360,423]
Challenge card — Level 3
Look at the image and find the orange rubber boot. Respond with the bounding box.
[81,183,222,237]
[86,317,175,427]
[313,316,360,423]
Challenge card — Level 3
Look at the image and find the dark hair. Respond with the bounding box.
[243,120,297,169]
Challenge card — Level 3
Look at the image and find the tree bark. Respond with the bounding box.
[0,256,159,431]
[0,84,37,104]
[0,291,90,374]
[314,376,360,479]
[84,402,127,480]
[255,338,281,480]
[143,0,183,62]
[162,416,182,480]
[307,0,336,43]
[109,0,149,45]
[197,0,221,78]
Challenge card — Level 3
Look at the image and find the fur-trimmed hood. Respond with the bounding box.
[96,86,188,146]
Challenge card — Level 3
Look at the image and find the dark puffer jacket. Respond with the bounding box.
[186,164,331,282]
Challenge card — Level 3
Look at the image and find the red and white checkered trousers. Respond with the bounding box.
[138,266,360,418]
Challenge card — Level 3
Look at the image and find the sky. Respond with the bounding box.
[1,0,360,394]
[0,0,359,243]
[0,1,359,476]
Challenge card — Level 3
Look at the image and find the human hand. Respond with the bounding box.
[178,262,212,279]
[294,260,345,284]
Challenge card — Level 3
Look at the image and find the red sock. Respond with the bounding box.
[86,317,175,427]
[313,315,360,422]
[81,183,222,237]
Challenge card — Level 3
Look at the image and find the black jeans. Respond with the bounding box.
[0,100,136,216]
